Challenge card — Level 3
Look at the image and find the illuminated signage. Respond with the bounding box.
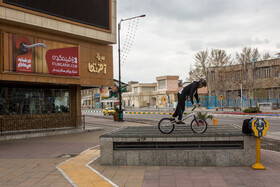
[88,53,107,74]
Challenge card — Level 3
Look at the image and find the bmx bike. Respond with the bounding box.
[158,106,208,134]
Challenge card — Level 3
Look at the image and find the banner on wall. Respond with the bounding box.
[45,47,79,76]
[4,33,79,77]
[15,37,33,73]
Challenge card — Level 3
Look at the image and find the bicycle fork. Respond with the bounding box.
[193,115,199,126]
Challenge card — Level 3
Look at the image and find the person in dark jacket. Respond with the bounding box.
[171,79,207,124]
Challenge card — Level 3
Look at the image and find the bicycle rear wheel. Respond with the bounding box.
[158,118,175,134]
[190,118,207,134]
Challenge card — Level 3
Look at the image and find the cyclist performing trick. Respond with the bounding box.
[158,78,208,134]
[171,78,207,124]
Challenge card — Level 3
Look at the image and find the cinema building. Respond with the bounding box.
[0,0,116,133]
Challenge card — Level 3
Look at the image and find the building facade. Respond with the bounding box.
[122,76,181,109]
[123,82,157,108]
[81,79,126,109]
[0,0,116,132]
[207,58,280,107]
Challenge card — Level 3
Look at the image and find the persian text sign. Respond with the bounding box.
[16,53,33,72]
[46,47,79,77]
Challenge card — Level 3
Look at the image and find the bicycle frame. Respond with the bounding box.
[180,106,197,122]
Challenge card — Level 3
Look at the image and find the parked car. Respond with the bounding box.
[103,108,116,115]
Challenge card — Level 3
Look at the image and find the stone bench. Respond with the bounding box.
[100,125,256,167]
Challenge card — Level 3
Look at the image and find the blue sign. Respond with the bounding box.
[94,93,100,97]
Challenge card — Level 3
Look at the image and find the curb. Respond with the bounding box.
[82,110,187,115]
[125,111,188,115]
[83,110,103,113]
[0,128,88,141]
[212,113,280,119]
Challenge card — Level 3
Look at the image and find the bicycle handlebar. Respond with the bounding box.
[191,106,197,111]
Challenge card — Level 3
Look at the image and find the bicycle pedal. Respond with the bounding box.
[170,118,176,124]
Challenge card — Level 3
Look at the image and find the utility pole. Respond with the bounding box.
[241,84,243,111]
[118,14,146,121]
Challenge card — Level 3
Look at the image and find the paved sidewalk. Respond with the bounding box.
[0,117,280,186]
[90,149,280,187]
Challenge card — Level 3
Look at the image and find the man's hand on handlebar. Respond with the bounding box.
[193,103,201,107]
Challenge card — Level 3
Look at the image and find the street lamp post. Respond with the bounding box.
[118,14,145,121]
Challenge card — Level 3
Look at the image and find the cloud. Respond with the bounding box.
[207,38,270,48]
[188,40,204,51]
[115,0,280,83]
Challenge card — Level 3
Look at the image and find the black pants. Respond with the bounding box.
[172,93,185,121]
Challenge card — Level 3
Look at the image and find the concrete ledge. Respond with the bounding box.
[100,125,256,167]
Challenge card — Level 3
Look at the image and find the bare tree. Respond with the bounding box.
[187,50,209,81]
[208,49,233,66]
[187,49,233,82]
[187,64,202,82]
[236,47,260,65]
[261,52,272,60]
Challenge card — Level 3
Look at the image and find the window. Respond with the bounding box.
[235,73,240,80]
[276,71,280,78]
[255,69,260,79]
[274,66,280,77]
[142,87,155,92]
[211,71,215,81]
[243,73,247,80]
[0,87,69,115]
[264,67,270,78]
[158,80,166,89]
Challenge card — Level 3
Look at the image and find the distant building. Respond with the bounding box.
[82,79,126,109]
[122,75,208,109]
[122,82,157,108]
[207,58,280,102]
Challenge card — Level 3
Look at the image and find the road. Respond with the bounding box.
[83,111,280,135]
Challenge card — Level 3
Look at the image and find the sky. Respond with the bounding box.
[113,0,280,83]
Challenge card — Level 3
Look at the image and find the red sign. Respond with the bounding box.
[16,53,33,72]
[46,47,79,77]
[16,37,33,72]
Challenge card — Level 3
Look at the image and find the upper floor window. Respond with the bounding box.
[211,71,215,81]
[274,66,280,78]
[255,69,260,79]
[132,88,138,93]
[142,87,155,92]
[264,67,270,78]
[235,73,240,80]
[158,80,166,89]
[276,71,280,78]
[243,73,247,80]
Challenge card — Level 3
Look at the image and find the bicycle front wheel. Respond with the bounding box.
[190,118,207,134]
[158,118,175,134]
